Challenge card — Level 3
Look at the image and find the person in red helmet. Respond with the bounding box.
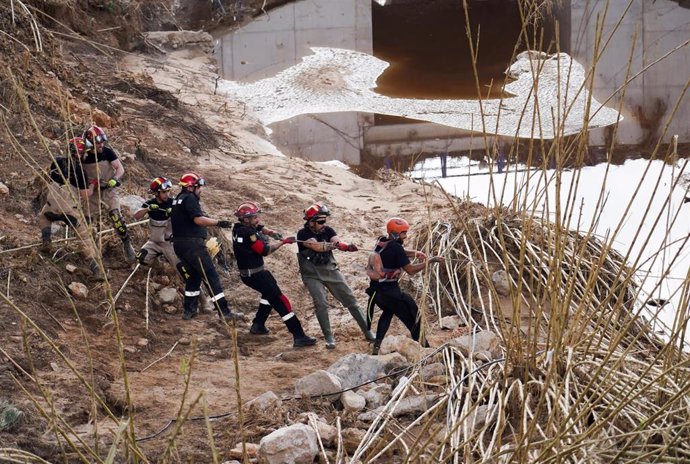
[170,172,244,321]
[38,136,102,279]
[297,202,375,349]
[81,125,136,264]
[133,177,177,268]
[232,201,317,348]
[366,217,445,354]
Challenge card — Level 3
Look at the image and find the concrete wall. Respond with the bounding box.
[568,0,690,145]
[214,0,372,165]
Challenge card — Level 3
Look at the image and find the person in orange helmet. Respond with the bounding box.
[365,217,444,355]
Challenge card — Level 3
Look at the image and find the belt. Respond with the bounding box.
[239,266,264,277]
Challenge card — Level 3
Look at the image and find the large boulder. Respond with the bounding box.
[294,370,342,401]
[327,353,407,390]
[379,335,422,363]
[246,391,282,413]
[259,423,318,464]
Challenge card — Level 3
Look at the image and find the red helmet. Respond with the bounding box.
[68,137,86,157]
[304,203,331,221]
[235,201,261,219]
[387,217,410,236]
[82,125,108,149]
[179,172,206,188]
[150,176,172,193]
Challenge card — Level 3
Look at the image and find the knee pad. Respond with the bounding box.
[44,211,65,222]
[176,262,190,281]
[109,209,128,237]
[63,214,78,228]
[136,249,149,265]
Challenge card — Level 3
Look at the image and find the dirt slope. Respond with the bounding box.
[0,4,463,461]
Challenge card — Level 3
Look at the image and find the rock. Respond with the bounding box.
[143,31,213,50]
[228,442,259,459]
[491,270,511,296]
[358,383,391,409]
[342,428,365,454]
[178,337,191,346]
[310,421,337,447]
[327,353,408,390]
[246,391,282,412]
[163,305,177,314]
[358,394,440,422]
[294,370,342,401]
[473,350,493,362]
[448,331,501,358]
[136,338,149,348]
[123,346,137,354]
[221,461,241,464]
[67,282,88,299]
[0,182,9,195]
[461,405,497,440]
[158,275,171,286]
[259,423,318,464]
[341,390,366,412]
[91,108,112,128]
[65,264,78,274]
[440,315,464,330]
[158,287,178,304]
[379,335,422,363]
[420,362,445,380]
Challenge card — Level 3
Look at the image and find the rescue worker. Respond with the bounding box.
[297,203,375,348]
[170,172,243,321]
[232,201,317,347]
[81,125,136,263]
[366,217,445,355]
[133,177,177,268]
[39,136,102,279]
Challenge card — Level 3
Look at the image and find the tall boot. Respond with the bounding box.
[40,227,52,253]
[284,315,316,347]
[250,301,272,335]
[349,306,376,342]
[372,339,382,355]
[89,259,104,282]
[315,307,335,349]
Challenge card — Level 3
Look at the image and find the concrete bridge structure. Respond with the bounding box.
[214,0,690,165]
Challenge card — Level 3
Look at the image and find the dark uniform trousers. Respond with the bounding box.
[174,238,229,316]
[366,285,425,344]
[241,270,306,337]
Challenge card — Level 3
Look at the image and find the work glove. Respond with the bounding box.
[164,207,172,216]
[217,220,232,228]
[106,177,121,188]
[271,232,284,241]
[347,243,358,252]
[335,241,350,252]
[88,179,99,188]
[281,236,296,245]
[148,203,159,211]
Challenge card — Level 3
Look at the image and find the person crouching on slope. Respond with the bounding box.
[366,217,445,355]
[232,201,317,348]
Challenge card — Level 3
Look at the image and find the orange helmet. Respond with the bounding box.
[82,125,107,149]
[68,137,86,157]
[179,172,206,188]
[235,201,261,219]
[304,203,331,221]
[149,176,172,193]
[386,217,409,237]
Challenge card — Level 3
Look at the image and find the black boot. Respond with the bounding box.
[88,259,104,282]
[40,227,52,253]
[250,322,270,335]
[285,315,316,347]
[372,339,382,355]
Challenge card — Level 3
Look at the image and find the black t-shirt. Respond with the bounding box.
[142,197,173,221]
[373,238,410,289]
[82,146,118,165]
[49,157,89,190]
[232,222,268,269]
[297,224,336,253]
[171,191,207,239]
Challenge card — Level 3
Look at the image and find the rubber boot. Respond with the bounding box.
[183,296,199,320]
[250,322,270,335]
[349,306,376,341]
[372,339,382,355]
[285,316,316,347]
[40,227,52,253]
[89,259,104,282]
[315,307,335,349]
[122,237,136,264]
